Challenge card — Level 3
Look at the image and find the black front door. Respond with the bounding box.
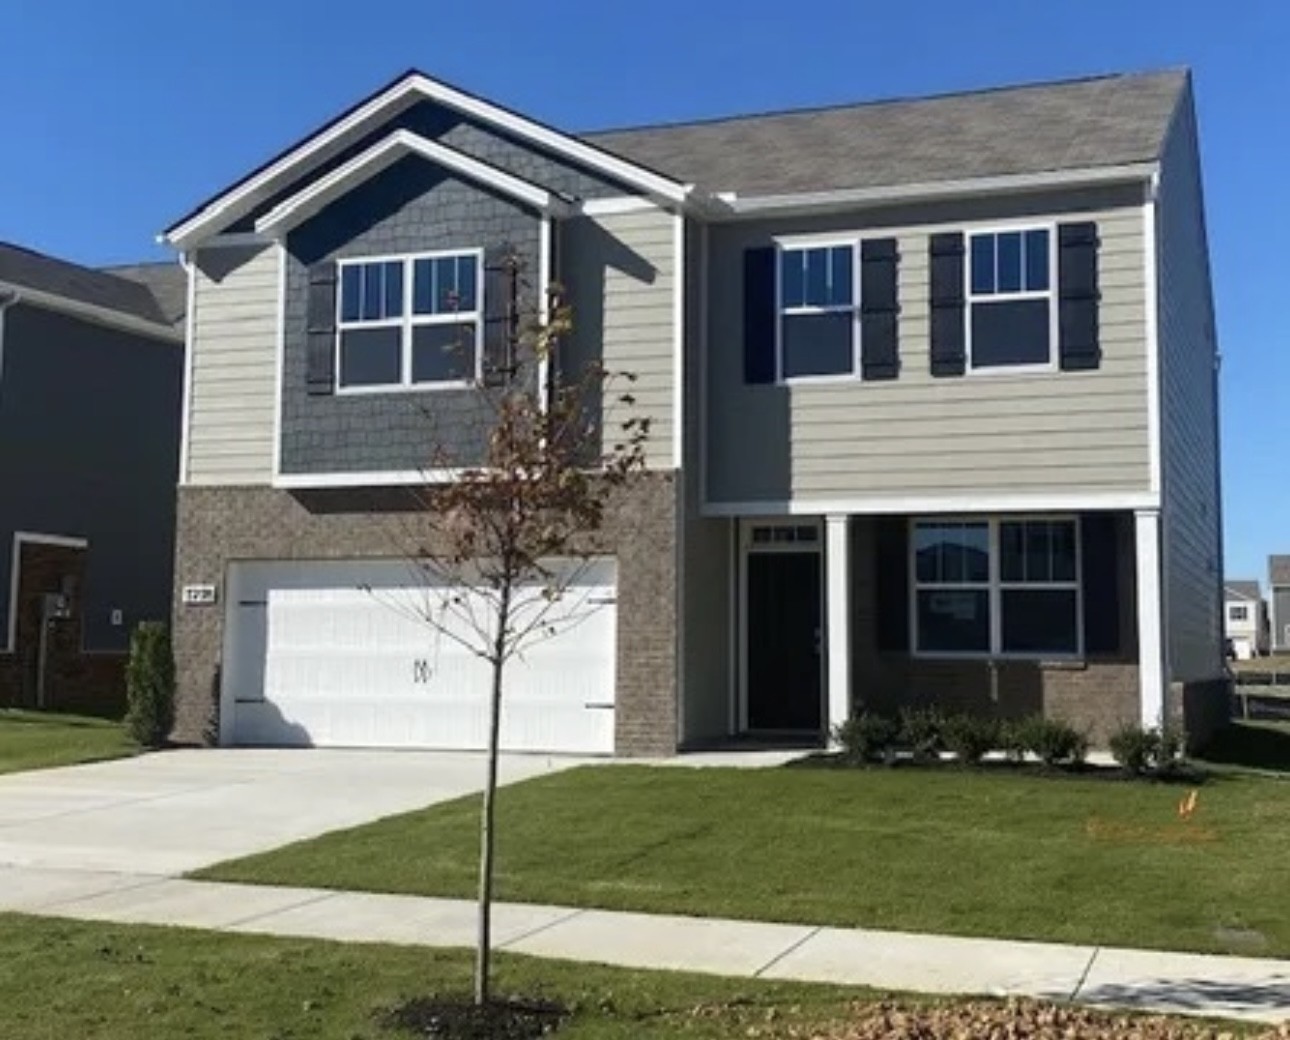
[746,551,822,731]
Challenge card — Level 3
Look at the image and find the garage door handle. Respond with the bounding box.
[584,702,614,710]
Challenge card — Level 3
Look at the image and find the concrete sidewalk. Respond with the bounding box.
[3,865,1288,1025]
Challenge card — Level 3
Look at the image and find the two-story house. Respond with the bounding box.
[1270,557,1290,654]
[0,244,184,714]
[161,67,1224,755]
[1223,580,1267,660]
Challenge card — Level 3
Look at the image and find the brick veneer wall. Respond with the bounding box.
[171,474,679,755]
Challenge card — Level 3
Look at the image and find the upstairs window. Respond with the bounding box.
[1229,604,1250,623]
[778,244,856,379]
[337,251,481,390]
[968,228,1053,370]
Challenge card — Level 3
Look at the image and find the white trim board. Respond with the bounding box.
[255,130,570,237]
[672,211,685,470]
[4,532,89,654]
[164,71,691,249]
[177,255,196,485]
[703,491,1160,518]
[272,469,463,489]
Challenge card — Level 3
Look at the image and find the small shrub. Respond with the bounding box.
[999,719,1031,764]
[899,706,943,760]
[1021,715,1088,767]
[125,622,175,748]
[834,712,899,763]
[941,714,1000,766]
[1110,723,1185,776]
[1109,724,1161,774]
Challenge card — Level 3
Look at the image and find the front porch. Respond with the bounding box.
[719,510,1164,748]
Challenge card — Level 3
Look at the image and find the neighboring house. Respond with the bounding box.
[1271,557,1290,653]
[0,244,185,714]
[160,66,1224,756]
[1223,580,1267,659]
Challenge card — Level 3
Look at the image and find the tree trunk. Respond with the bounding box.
[474,583,511,1006]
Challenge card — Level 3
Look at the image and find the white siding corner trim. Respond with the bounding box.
[1135,508,1166,727]
[673,211,685,471]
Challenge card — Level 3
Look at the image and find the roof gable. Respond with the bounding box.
[163,70,687,249]
[1226,580,1262,602]
[1271,557,1290,587]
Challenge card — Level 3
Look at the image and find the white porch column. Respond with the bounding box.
[825,514,851,740]
[1135,508,1167,727]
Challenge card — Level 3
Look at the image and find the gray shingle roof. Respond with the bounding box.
[1226,580,1262,601]
[102,262,187,327]
[0,242,176,329]
[1271,557,1290,587]
[582,69,1188,197]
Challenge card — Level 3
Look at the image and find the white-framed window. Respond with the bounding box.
[777,242,858,380]
[337,249,482,391]
[912,517,1082,658]
[967,226,1055,371]
[1228,604,1250,623]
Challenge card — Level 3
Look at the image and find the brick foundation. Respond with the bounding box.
[172,475,679,755]
[1167,677,1232,753]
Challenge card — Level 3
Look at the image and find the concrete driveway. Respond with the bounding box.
[0,748,577,875]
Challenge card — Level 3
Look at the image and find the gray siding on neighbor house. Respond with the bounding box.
[705,185,1153,505]
[0,304,182,650]
[280,157,541,474]
[560,207,677,470]
[1156,85,1224,682]
[238,100,634,233]
[187,244,279,485]
[1273,588,1290,651]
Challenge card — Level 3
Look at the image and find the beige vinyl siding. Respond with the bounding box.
[1156,86,1224,682]
[560,208,676,469]
[186,244,278,485]
[706,186,1153,504]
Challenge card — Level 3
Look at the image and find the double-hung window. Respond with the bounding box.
[1229,604,1250,623]
[913,517,1081,657]
[967,228,1053,369]
[337,250,481,390]
[778,243,857,379]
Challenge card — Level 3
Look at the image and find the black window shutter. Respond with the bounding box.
[860,238,900,381]
[929,232,966,376]
[306,261,337,395]
[482,246,515,386]
[743,246,777,384]
[1081,513,1121,656]
[875,516,910,652]
[1058,222,1101,371]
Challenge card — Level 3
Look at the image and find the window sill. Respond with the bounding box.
[963,362,1057,378]
[334,381,476,396]
[910,653,1086,668]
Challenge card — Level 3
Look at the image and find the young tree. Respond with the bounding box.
[379,251,648,1005]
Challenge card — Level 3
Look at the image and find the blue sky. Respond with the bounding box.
[2,0,1284,583]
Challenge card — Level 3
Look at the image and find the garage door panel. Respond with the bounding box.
[223,558,617,754]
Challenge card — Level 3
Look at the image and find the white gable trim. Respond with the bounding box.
[255,130,570,235]
[165,72,690,248]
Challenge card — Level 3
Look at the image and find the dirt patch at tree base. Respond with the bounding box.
[383,995,567,1039]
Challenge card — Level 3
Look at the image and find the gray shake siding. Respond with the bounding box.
[280,157,540,474]
[0,305,181,650]
[1156,86,1224,683]
[705,185,1152,505]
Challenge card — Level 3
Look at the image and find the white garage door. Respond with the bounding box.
[219,558,616,754]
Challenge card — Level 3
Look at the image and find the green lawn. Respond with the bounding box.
[201,761,1290,958]
[0,912,877,1039]
[0,710,136,776]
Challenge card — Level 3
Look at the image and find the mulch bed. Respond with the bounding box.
[383,995,567,1039]
[789,754,1210,785]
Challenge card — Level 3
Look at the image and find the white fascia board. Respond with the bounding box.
[702,490,1161,518]
[708,162,1161,221]
[164,73,690,248]
[0,281,182,343]
[255,130,569,236]
[273,469,463,489]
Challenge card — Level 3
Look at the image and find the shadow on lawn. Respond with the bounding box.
[1199,722,1290,775]
[0,710,117,729]
[1078,974,1290,1018]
